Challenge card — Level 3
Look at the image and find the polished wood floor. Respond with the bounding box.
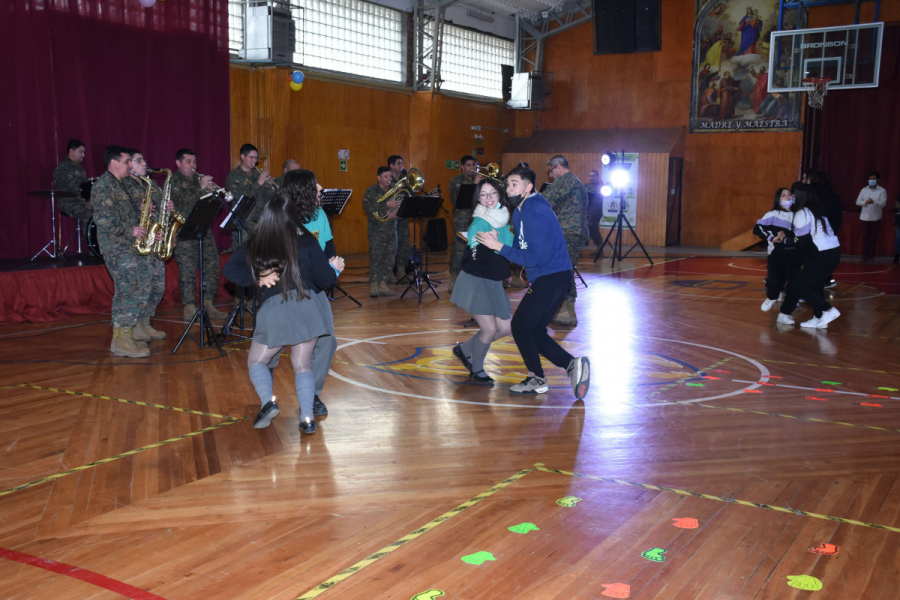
[3,248,900,599]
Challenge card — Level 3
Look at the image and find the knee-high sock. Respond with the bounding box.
[459,334,477,358]
[249,362,274,406]
[295,371,315,420]
[469,335,492,375]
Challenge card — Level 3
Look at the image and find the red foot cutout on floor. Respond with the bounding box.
[711,370,731,373]
[601,583,631,598]
[815,388,835,393]
[744,389,762,394]
[757,382,776,386]
[701,376,720,380]
[808,543,839,556]
[867,394,889,399]
[861,402,883,407]
[806,396,828,402]
[672,517,699,529]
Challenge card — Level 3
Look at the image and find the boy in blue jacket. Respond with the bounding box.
[477,165,590,400]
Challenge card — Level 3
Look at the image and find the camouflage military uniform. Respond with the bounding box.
[52,158,93,232]
[544,171,589,301]
[91,172,150,328]
[448,173,476,275]
[586,184,604,248]
[392,175,411,276]
[122,176,166,322]
[171,170,221,306]
[363,183,398,283]
[226,166,271,248]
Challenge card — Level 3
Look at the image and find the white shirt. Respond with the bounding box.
[793,208,840,251]
[856,185,887,221]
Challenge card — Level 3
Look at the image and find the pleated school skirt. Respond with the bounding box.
[253,290,333,348]
[450,270,512,320]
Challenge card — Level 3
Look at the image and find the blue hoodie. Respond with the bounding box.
[499,193,572,281]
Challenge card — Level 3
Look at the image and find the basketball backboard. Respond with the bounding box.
[768,22,884,93]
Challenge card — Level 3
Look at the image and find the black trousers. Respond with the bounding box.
[511,270,574,377]
[798,248,841,318]
[766,250,801,302]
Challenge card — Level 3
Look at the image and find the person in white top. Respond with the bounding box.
[855,171,887,263]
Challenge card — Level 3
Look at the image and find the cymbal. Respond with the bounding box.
[28,190,78,199]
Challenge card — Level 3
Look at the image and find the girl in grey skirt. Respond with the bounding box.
[224,179,345,434]
[450,179,515,383]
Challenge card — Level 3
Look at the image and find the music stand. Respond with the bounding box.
[320,189,361,308]
[455,184,476,212]
[218,195,258,343]
[399,195,444,303]
[172,198,225,356]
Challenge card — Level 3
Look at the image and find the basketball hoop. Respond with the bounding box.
[802,77,831,110]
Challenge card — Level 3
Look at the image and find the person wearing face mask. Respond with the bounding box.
[856,171,887,263]
[450,179,514,384]
[754,188,799,321]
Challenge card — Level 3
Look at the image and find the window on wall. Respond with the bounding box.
[228,0,403,83]
[438,24,514,99]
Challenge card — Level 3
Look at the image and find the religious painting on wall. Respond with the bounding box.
[690,0,803,132]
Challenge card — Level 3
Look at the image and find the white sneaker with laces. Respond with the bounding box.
[816,307,841,328]
[776,313,795,325]
[510,376,549,395]
[800,316,820,328]
[761,298,776,312]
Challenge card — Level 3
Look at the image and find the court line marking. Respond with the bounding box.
[15,384,240,420]
[295,468,534,599]
[0,418,246,498]
[731,379,900,402]
[760,359,900,376]
[0,320,110,340]
[625,277,885,302]
[643,357,736,401]
[536,465,900,533]
[0,547,167,600]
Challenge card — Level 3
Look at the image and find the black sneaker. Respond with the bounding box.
[470,371,494,384]
[567,357,591,400]
[824,279,837,289]
[313,395,328,416]
[253,400,280,429]
[299,416,318,435]
[452,344,473,373]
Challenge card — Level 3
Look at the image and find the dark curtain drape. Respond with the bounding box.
[0,0,232,261]
[820,23,900,211]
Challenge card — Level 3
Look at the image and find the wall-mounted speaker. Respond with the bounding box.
[593,0,661,55]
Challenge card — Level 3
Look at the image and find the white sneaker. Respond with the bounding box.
[800,316,820,328]
[761,298,776,312]
[776,313,795,325]
[816,307,841,328]
[778,292,785,302]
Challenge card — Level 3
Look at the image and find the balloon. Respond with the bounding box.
[291,71,305,84]
[290,82,303,91]
[138,0,156,6]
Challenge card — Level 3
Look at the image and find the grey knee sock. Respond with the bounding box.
[459,335,476,358]
[295,371,315,420]
[470,335,492,375]
[249,363,274,406]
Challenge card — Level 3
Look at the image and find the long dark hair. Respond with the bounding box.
[281,169,319,225]
[473,178,511,215]
[245,193,312,301]
[790,182,828,234]
[772,187,790,211]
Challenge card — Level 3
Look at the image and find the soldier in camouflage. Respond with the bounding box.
[387,155,410,284]
[91,146,150,358]
[171,148,228,321]
[225,143,274,249]
[587,169,604,250]
[364,167,400,297]
[273,158,300,188]
[448,155,483,292]
[544,155,589,326]
[52,139,93,236]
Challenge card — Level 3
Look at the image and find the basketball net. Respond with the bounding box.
[802,78,831,110]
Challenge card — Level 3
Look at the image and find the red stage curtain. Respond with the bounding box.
[820,23,900,220]
[0,0,232,261]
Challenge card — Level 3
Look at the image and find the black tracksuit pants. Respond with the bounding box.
[511,270,574,378]
[798,247,841,318]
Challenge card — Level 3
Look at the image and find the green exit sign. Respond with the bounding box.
[339,160,347,172]
[446,160,460,170]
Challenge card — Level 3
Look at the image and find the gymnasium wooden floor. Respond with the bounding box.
[3,248,900,599]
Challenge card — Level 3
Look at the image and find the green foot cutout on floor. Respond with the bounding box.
[822,381,842,386]
[878,387,898,392]
[685,382,705,387]
[461,551,496,565]
[508,522,540,534]
[556,496,582,507]
[787,575,822,591]
[411,590,445,600]
[641,547,667,562]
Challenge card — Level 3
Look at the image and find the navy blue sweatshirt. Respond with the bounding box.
[498,193,572,281]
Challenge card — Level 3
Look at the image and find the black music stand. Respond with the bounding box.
[320,189,361,308]
[399,195,444,303]
[455,184,476,211]
[218,195,258,343]
[172,198,225,356]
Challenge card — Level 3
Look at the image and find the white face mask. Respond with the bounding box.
[869,179,878,187]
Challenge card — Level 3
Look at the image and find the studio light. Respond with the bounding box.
[600,185,613,197]
[601,152,615,166]
[610,168,629,189]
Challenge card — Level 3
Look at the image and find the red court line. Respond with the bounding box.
[0,547,166,600]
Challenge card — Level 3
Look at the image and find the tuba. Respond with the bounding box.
[149,169,184,261]
[133,174,158,255]
[374,168,424,222]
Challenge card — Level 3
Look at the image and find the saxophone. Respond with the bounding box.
[133,174,158,255]
[150,169,184,261]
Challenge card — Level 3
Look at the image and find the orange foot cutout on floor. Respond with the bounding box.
[601,583,631,598]
[672,518,699,529]
[808,543,840,556]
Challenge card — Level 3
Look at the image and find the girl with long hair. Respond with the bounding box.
[754,187,800,323]
[450,179,515,383]
[223,172,345,434]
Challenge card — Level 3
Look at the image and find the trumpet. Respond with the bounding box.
[194,169,234,201]
[253,165,279,190]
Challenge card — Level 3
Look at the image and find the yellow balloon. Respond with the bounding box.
[290,82,303,91]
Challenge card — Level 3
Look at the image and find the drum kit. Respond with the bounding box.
[28,178,102,261]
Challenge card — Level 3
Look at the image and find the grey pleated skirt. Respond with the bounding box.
[253,290,334,348]
[450,270,512,319]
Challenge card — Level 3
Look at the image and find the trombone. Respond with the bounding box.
[475,162,504,184]
[374,168,424,222]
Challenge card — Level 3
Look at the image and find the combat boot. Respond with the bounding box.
[387,270,398,285]
[204,300,228,320]
[111,327,150,358]
[370,283,380,297]
[135,318,166,341]
[183,303,198,320]
[555,300,577,326]
[377,281,396,296]
[448,272,458,292]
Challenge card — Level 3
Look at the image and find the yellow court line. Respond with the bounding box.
[535,466,900,533]
[16,384,241,421]
[644,357,734,400]
[295,468,535,599]
[0,418,247,498]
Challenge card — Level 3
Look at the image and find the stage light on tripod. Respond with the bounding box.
[601,152,616,166]
[610,168,629,189]
[600,185,613,197]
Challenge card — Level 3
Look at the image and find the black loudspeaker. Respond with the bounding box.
[501,64,514,103]
[426,218,448,251]
[593,0,660,55]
